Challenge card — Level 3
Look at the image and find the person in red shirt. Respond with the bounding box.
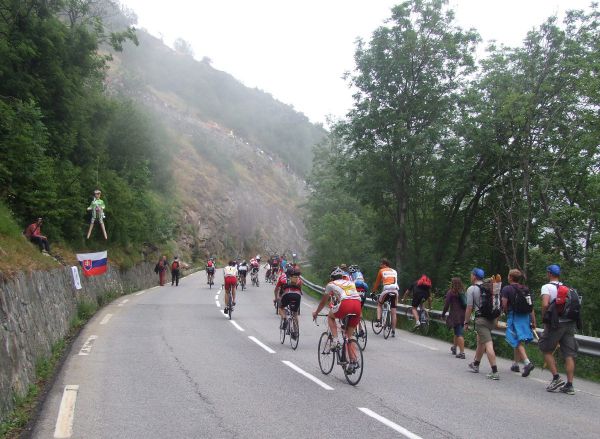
[25,218,50,253]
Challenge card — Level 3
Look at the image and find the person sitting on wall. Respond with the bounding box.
[24,217,50,253]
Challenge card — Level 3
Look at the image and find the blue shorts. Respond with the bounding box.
[453,324,464,337]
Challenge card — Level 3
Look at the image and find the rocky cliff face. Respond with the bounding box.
[105,32,318,261]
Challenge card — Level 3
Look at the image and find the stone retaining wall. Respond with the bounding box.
[0,262,156,423]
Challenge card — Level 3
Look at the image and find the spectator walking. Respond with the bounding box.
[25,217,50,253]
[501,269,536,377]
[539,264,579,395]
[441,277,466,359]
[155,255,168,286]
[464,268,500,380]
[171,256,181,286]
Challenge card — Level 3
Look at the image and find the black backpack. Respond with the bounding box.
[510,284,533,314]
[476,282,501,320]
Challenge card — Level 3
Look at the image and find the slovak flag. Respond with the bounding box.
[76,251,108,277]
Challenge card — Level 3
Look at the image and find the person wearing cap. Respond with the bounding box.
[25,217,50,253]
[464,267,500,380]
[86,189,107,240]
[539,264,578,395]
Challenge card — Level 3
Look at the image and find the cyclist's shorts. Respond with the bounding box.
[280,292,301,312]
[412,291,430,309]
[207,267,215,274]
[379,291,398,308]
[224,276,237,290]
[334,299,361,327]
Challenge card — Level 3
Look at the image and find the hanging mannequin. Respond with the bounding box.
[86,189,108,239]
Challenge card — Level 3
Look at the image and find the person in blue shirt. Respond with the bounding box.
[349,265,369,306]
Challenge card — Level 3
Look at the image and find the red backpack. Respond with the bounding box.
[172,261,179,270]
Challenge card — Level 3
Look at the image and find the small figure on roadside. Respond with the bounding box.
[464,268,501,380]
[441,277,466,359]
[501,269,536,377]
[25,217,51,253]
[539,264,580,395]
[171,256,181,286]
[86,189,108,239]
[154,255,168,286]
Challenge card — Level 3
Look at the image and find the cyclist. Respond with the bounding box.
[275,265,303,338]
[271,254,281,279]
[238,260,249,288]
[223,261,238,313]
[402,274,432,331]
[206,257,216,285]
[312,267,362,369]
[371,258,399,337]
[349,265,369,307]
[263,260,272,282]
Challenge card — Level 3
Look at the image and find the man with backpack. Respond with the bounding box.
[171,256,181,286]
[539,264,580,395]
[464,268,500,380]
[501,269,536,377]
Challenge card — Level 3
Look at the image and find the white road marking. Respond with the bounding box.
[214,294,219,300]
[401,338,439,351]
[358,407,423,439]
[230,321,245,331]
[302,301,313,308]
[282,361,334,390]
[215,300,221,307]
[135,291,146,296]
[248,336,276,354]
[117,299,129,307]
[100,314,113,325]
[149,286,160,290]
[78,335,97,356]
[53,385,79,438]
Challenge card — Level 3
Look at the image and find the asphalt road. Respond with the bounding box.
[31,269,600,438]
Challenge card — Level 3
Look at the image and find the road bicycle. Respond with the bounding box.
[224,284,234,320]
[371,292,397,339]
[239,272,247,291]
[250,269,259,287]
[207,269,214,289]
[279,303,300,350]
[355,317,368,350]
[408,297,430,335]
[316,313,364,386]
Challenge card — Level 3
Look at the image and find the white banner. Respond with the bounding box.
[71,266,82,290]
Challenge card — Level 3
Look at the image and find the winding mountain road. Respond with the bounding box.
[31,270,600,438]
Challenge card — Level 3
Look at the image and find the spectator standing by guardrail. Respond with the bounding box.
[539,264,578,395]
[442,277,466,359]
[501,269,536,377]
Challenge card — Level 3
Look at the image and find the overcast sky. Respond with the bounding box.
[120,0,594,125]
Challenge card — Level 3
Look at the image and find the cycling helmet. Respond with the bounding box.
[330,267,345,280]
[348,265,358,274]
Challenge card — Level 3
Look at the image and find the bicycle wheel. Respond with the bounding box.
[318,332,335,374]
[289,316,299,350]
[280,318,287,344]
[344,339,364,386]
[419,310,430,335]
[356,318,367,350]
[371,313,383,335]
[227,292,232,320]
[383,309,393,339]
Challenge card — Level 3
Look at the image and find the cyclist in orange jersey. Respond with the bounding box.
[371,258,400,337]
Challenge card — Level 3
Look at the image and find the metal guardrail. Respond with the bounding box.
[301,276,600,357]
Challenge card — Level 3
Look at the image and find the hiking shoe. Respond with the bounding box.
[546,377,565,392]
[468,362,479,373]
[456,353,465,359]
[559,384,575,395]
[510,364,521,373]
[450,346,457,355]
[522,363,535,378]
[391,330,395,337]
[487,372,500,380]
